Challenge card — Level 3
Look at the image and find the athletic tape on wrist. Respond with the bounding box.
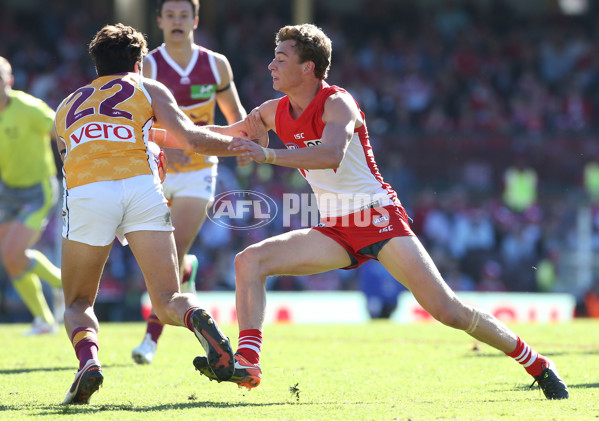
[261,146,276,164]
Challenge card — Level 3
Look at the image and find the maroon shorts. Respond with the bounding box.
[312,204,413,269]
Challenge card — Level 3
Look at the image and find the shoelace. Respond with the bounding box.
[529,378,538,390]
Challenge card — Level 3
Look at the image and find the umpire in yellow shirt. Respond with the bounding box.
[0,56,63,334]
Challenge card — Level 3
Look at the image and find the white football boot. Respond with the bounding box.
[131,333,157,364]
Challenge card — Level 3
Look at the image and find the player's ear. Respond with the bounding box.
[303,61,314,75]
[193,16,199,30]
[134,61,141,74]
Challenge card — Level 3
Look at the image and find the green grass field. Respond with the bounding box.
[0,320,597,420]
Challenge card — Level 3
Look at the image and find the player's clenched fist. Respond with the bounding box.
[228,138,276,164]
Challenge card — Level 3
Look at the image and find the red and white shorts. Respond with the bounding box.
[312,204,413,269]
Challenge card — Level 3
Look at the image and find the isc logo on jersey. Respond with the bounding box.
[69,122,135,149]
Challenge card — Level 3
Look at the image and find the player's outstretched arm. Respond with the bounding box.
[202,100,276,147]
[229,93,358,169]
[144,78,241,157]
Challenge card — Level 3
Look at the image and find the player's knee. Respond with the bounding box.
[2,249,28,277]
[64,299,93,318]
[235,247,264,277]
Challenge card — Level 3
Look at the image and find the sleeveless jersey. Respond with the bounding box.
[55,73,157,189]
[275,82,399,218]
[146,44,219,171]
[0,90,56,187]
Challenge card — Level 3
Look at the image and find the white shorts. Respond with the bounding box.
[62,175,173,246]
[162,166,217,201]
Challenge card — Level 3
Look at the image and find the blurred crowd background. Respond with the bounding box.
[2,0,599,322]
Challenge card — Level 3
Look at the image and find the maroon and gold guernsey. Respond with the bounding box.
[146,44,220,171]
[55,73,155,189]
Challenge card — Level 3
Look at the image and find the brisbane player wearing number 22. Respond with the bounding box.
[53,23,251,404]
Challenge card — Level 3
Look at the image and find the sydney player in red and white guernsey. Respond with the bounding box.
[194,24,569,400]
[132,0,246,365]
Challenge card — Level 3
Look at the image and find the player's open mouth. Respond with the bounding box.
[172,29,184,34]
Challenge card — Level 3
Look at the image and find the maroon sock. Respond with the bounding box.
[237,329,262,365]
[184,306,200,332]
[146,313,164,343]
[181,260,192,284]
[505,336,546,377]
[71,327,99,370]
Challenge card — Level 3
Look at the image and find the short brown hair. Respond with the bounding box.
[275,24,332,80]
[89,23,148,76]
[157,0,199,17]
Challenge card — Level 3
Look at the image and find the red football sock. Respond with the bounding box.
[505,336,546,377]
[146,313,164,343]
[71,327,99,370]
[237,329,262,365]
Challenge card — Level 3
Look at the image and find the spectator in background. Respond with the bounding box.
[502,154,538,213]
[0,56,63,335]
[476,260,507,292]
[358,260,405,318]
[583,153,599,204]
[451,206,496,281]
[535,248,560,292]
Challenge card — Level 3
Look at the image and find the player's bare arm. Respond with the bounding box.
[144,77,240,157]
[213,53,246,124]
[199,101,270,146]
[141,57,153,78]
[229,92,358,169]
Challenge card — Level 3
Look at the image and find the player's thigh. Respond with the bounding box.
[125,230,179,304]
[61,237,112,306]
[169,196,211,251]
[0,221,39,257]
[378,235,462,315]
[0,221,40,276]
[240,228,352,276]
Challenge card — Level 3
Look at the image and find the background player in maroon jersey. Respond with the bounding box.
[194,24,568,400]
[132,0,247,365]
